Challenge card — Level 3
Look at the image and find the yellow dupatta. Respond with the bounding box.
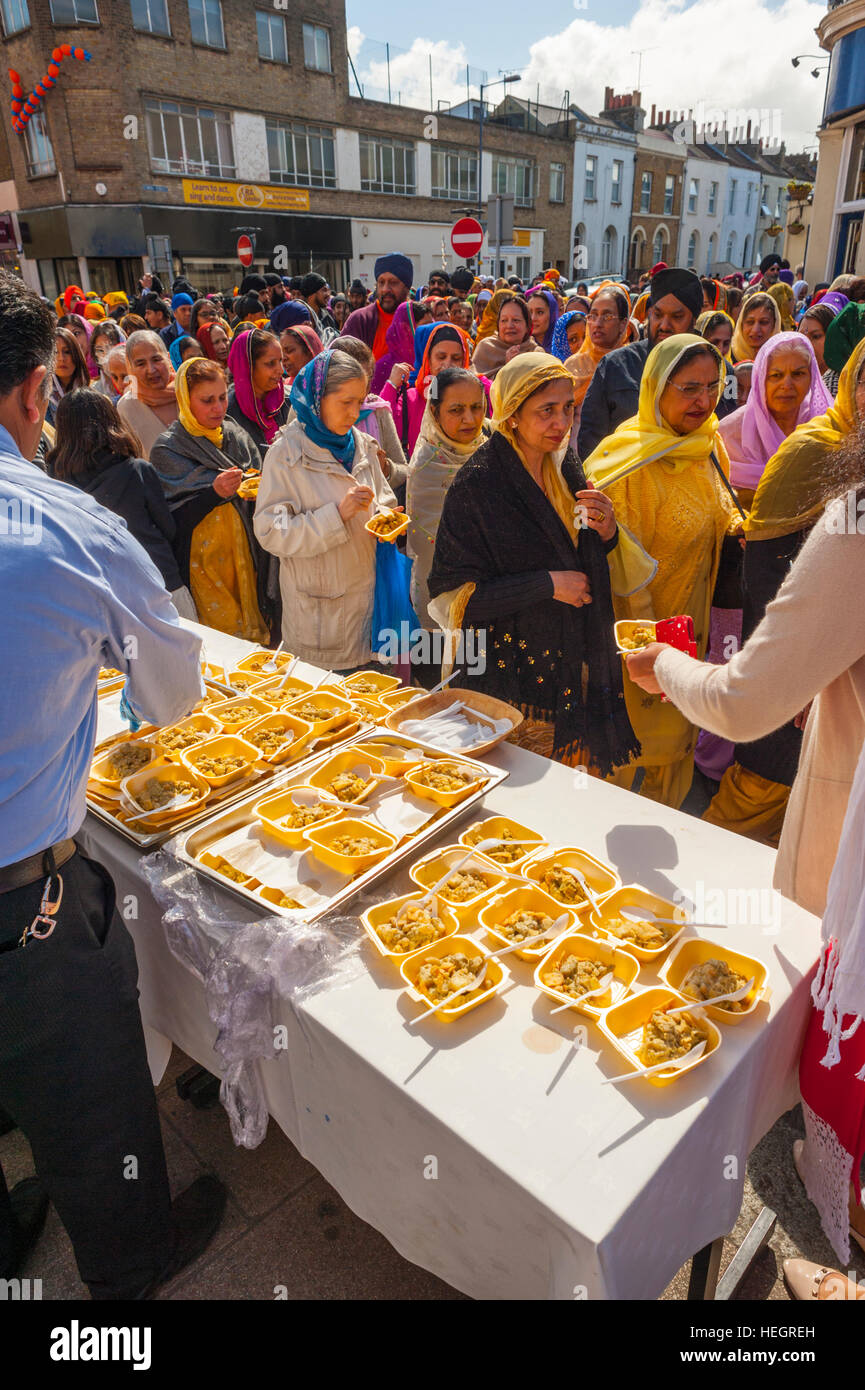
[696,309,735,364]
[731,293,781,362]
[175,356,224,447]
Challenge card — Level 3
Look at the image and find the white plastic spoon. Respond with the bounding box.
[260,640,285,674]
[549,972,615,1013]
[601,1039,707,1085]
[665,977,755,1015]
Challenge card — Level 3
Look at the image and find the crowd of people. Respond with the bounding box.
[3,236,865,1301]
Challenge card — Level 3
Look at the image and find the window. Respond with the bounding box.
[359,135,415,195]
[743,235,751,268]
[144,97,235,177]
[746,184,754,216]
[640,171,652,212]
[611,159,623,204]
[726,231,736,262]
[728,178,737,214]
[653,228,666,263]
[268,119,335,188]
[585,155,597,201]
[23,110,55,177]
[549,162,565,203]
[188,0,224,48]
[257,10,287,63]
[601,226,616,272]
[431,146,477,201]
[663,174,674,215]
[687,230,697,270]
[515,255,532,281]
[303,22,331,72]
[687,178,699,215]
[50,0,98,19]
[131,0,169,34]
[493,156,535,208]
[1,0,30,35]
[708,181,718,215]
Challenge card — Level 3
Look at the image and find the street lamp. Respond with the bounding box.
[791,54,825,66]
[478,73,520,272]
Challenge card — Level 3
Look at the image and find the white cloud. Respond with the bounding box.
[349,34,486,109]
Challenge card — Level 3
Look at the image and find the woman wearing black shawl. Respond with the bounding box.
[428,353,643,774]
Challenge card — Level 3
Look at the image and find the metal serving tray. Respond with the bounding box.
[174,734,509,921]
[86,713,376,849]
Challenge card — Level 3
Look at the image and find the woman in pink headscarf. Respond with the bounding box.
[225,327,289,463]
[718,331,834,510]
[370,299,432,395]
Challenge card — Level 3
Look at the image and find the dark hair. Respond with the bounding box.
[800,304,836,333]
[248,327,279,365]
[0,269,56,398]
[184,357,226,390]
[146,299,171,322]
[668,341,721,380]
[189,298,218,338]
[48,388,143,479]
[334,334,374,377]
[593,287,630,321]
[176,335,202,361]
[428,269,451,284]
[498,295,531,333]
[847,278,865,304]
[54,327,90,391]
[90,319,124,355]
[725,287,744,311]
[234,292,264,321]
[120,312,147,334]
[429,366,482,406]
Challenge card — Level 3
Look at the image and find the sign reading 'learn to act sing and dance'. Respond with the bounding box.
[182,179,311,211]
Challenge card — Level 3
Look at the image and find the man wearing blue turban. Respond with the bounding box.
[340,252,414,388]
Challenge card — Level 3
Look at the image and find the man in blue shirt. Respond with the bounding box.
[0,270,226,1299]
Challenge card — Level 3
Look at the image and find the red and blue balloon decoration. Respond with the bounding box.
[9,45,92,135]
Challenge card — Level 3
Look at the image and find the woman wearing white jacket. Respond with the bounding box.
[254,350,397,671]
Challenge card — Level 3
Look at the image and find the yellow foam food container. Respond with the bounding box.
[361,892,460,962]
[400,934,505,1021]
[658,933,769,1024]
[478,884,576,962]
[534,932,639,1017]
[590,883,686,962]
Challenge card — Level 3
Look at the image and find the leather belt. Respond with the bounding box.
[0,839,76,895]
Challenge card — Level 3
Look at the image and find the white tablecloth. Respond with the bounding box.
[79,623,819,1299]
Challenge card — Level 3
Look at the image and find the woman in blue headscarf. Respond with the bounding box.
[551,310,586,362]
[253,348,399,670]
[169,335,202,370]
[528,288,560,354]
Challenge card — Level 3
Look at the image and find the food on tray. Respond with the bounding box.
[640,1008,706,1067]
[292,702,341,722]
[345,677,385,695]
[368,510,403,536]
[218,704,261,725]
[603,913,671,950]
[237,472,261,498]
[213,860,249,884]
[680,958,750,1011]
[497,909,554,943]
[273,893,302,909]
[542,954,609,1000]
[464,826,527,864]
[411,763,477,793]
[157,725,210,754]
[377,904,447,953]
[135,777,196,811]
[241,651,280,671]
[269,686,307,705]
[417,952,485,1003]
[539,864,588,905]
[328,771,373,801]
[193,753,248,778]
[247,726,291,754]
[330,834,382,857]
[100,666,122,679]
[280,802,335,829]
[619,623,656,651]
[440,869,489,902]
[227,673,265,692]
[106,743,153,779]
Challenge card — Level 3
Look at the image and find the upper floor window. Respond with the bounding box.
[728,178,737,213]
[585,155,597,201]
[267,119,336,188]
[0,0,30,35]
[50,0,98,20]
[688,178,699,214]
[746,184,754,215]
[640,171,652,212]
[131,0,169,35]
[360,135,416,195]
[144,96,235,178]
[549,162,565,203]
[303,22,331,72]
[257,10,287,63]
[24,110,56,177]
[188,0,224,49]
[611,159,623,204]
[708,181,718,214]
[663,174,675,215]
[493,155,535,207]
[431,146,477,201]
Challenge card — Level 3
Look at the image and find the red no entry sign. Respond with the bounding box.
[237,235,254,267]
[450,217,484,258]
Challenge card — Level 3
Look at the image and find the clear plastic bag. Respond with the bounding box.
[140,845,365,1148]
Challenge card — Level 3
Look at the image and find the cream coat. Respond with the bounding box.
[656,512,865,919]
[254,418,397,670]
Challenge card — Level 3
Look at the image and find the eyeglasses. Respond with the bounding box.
[668,380,721,400]
[587,311,619,324]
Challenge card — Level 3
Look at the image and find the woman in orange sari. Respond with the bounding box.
[566,284,633,428]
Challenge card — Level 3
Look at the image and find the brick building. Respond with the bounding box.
[628,125,686,274]
[0,0,573,296]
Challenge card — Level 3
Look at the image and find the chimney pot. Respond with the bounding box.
[651,103,656,124]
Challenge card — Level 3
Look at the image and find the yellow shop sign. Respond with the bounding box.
[182,179,311,211]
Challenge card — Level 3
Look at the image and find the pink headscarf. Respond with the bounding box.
[719,331,834,491]
[227,327,286,444]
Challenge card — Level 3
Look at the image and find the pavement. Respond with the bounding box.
[4,1044,863,1301]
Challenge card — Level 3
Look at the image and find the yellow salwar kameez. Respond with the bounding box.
[584,334,737,808]
[189,503,268,644]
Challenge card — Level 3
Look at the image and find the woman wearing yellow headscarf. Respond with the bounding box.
[731,291,782,362]
[696,309,735,362]
[699,338,865,842]
[474,287,516,344]
[150,357,269,641]
[427,353,644,774]
[767,281,796,332]
[583,334,739,807]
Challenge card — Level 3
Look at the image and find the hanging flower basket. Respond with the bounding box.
[786,180,813,202]
[766,223,783,238]
[788,220,805,236]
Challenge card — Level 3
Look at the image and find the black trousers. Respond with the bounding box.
[0,851,173,1298]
